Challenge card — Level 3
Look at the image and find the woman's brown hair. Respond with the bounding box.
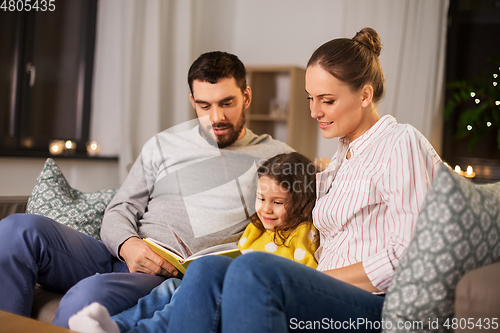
[251,152,317,245]
[307,27,385,103]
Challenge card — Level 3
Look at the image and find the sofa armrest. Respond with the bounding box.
[31,285,63,323]
[455,261,500,332]
[0,196,29,220]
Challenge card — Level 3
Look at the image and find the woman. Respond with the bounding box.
[70,27,442,333]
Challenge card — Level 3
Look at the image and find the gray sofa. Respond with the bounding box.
[1,195,500,329]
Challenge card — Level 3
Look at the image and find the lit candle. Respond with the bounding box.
[86,141,100,156]
[454,165,462,175]
[464,165,476,179]
[64,140,77,155]
[49,140,65,155]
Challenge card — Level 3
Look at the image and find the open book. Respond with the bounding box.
[144,234,240,274]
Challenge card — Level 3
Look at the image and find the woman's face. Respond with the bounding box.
[255,176,290,231]
[305,65,371,142]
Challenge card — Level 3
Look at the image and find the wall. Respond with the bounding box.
[0,158,119,196]
[231,0,344,159]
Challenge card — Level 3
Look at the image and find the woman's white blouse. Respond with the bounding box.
[313,115,442,292]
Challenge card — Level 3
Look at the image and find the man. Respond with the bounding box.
[0,51,291,328]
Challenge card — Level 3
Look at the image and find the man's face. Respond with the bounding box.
[190,77,251,148]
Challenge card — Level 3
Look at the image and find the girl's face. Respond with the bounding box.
[255,176,290,231]
[305,65,374,143]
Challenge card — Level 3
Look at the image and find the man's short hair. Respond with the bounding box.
[188,51,247,94]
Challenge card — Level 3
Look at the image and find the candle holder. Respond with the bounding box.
[464,166,476,179]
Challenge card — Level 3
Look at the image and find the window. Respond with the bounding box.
[0,0,98,156]
[443,0,500,183]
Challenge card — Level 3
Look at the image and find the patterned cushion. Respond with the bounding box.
[26,158,117,240]
[382,163,500,332]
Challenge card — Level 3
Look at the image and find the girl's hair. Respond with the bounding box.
[251,152,317,244]
[307,27,385,103]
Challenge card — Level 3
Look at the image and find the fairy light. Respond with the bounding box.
[496,101,500,106]
[494,74,499,79]
[470,92,476,97]
[455,165,461,174]
[467,125,473,131]
[487,122,492,127]
[475,99,480,104]
[494,82,498,87]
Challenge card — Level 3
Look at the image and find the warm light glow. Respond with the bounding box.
[496,101,500,106]
[494,74,499,79]
[465,165,476,179]
[455,165,461,174]
[470,92,476,97]
[467,125,473,131]
[65,140,73,149]
[494,82,498,87]
[86,141,100,156]
[487,122,492,127]
[475,99,480,104]
[49,140,65,155]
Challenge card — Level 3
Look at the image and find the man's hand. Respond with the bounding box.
[119,237,179,277]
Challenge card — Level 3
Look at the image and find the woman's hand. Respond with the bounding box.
[322,262,380,293]
[119,237,179,277]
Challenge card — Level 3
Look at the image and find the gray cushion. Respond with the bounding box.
[26,158,117,240]
[382,163,500,332]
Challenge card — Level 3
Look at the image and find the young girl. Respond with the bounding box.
[239,152,319,268]
[69,152,319,333]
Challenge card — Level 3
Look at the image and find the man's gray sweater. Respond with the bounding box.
[101,125,292,258]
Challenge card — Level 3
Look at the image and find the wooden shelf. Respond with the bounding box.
[246,66,317,161]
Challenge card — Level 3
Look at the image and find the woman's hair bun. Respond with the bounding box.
[352,27,382,57]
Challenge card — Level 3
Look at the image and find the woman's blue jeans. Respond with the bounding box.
[125,252,385,333]
[219,252,385,333]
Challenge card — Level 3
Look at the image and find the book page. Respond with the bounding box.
[187,242,239,261]
[170,230,193,258]
[145,238,184,260]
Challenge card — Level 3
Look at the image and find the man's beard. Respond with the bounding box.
[200,111,245,148]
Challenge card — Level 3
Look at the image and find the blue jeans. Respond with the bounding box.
[127,253,384,333]
[0,214,165,328]
[220,252,385,333]
[109,256,231,333]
